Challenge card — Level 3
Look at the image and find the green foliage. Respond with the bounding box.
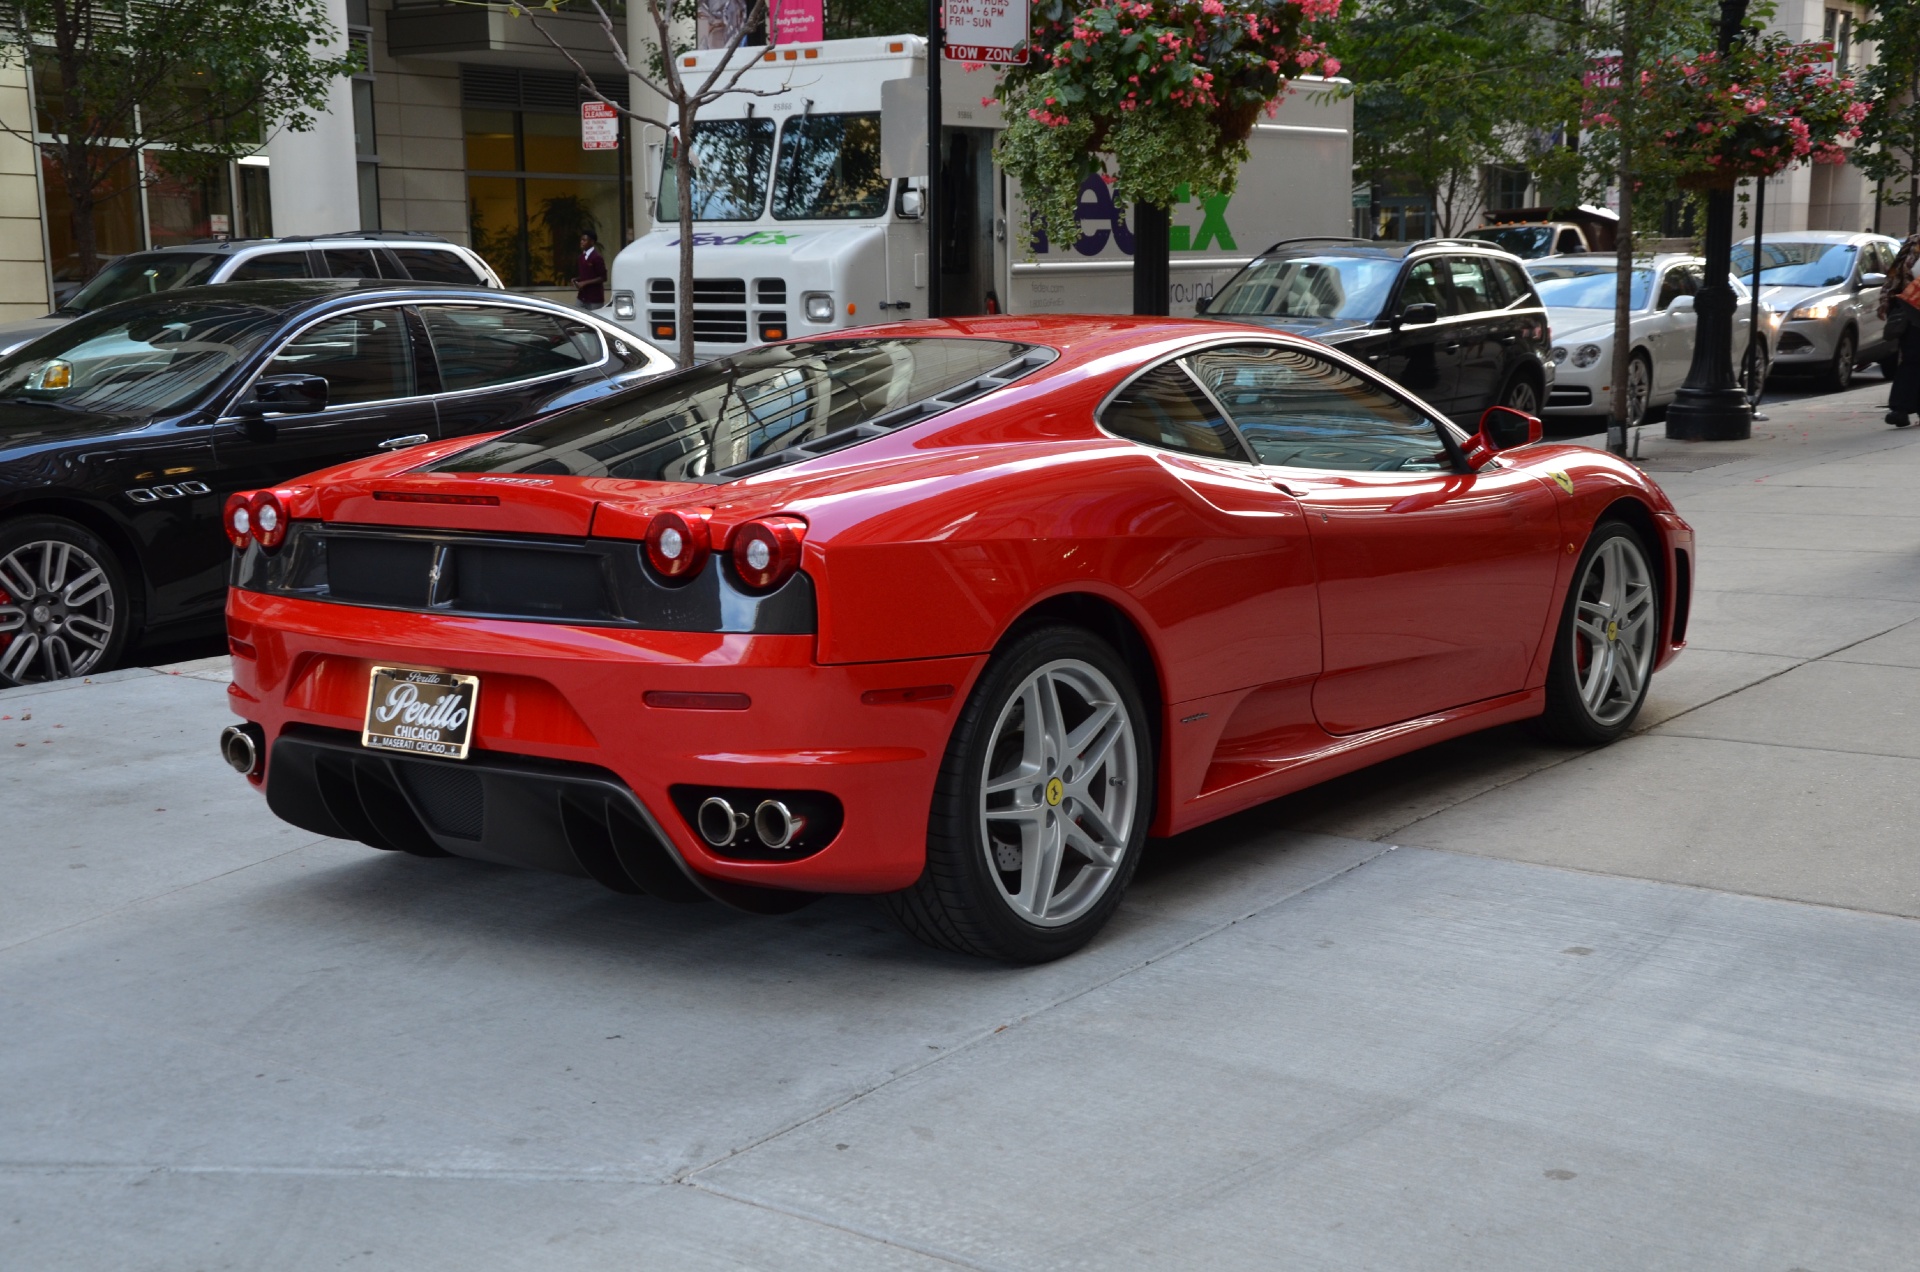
[1855,0,1920,212]
[992,0,1339,248]
[824,0,921,40]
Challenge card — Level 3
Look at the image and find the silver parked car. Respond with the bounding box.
[0,232,503,357]
[1732,231,1901,390]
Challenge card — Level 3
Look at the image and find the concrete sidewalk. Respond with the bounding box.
[2,385,1916,1270]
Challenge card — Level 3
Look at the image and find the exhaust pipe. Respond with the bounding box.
[753,799,807,850]
[697,796,747,847]
[220,723,264,777]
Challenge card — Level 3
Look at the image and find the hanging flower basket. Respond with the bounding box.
[991,0,1341,251]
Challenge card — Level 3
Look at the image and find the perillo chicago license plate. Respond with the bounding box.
[362,666,480,759]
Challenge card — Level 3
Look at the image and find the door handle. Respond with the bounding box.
[378,434,429,450]
[1441,342,1462,353]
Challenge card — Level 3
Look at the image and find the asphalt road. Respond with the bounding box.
[3,378,1917,1270]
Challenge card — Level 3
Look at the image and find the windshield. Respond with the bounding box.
[0,299,277,415]
[1210,255,1402,322]
[59,252,225,315]
[1468,226,1553,258]
[1528,266,1653,310]
[436,338,1035,482]
[773,113,889,220]
[657,118,776,222]
[1730,241,1859,288]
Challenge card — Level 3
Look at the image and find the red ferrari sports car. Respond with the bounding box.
[219,316,1692,962]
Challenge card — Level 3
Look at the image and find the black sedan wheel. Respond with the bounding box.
[0,518,130,686]
[884,625,1150,963]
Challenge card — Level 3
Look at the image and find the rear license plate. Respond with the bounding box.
[361,666,480,760]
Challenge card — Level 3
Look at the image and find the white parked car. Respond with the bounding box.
[1529,253,1773,427]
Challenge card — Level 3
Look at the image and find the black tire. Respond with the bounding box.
[0,516,132,688]
[1535,520,1660,747]
[881,624,1152,963]
[1499,368,1542,415]
[1821,329,1856,392]
[1740,339,1769,406]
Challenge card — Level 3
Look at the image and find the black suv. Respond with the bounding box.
[1199,238,1552,420]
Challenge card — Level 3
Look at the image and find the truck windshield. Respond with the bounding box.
[1467,226,1553,257]
[773,113,890,219]
[657,118,775,221]
[58,251,225,315]
[1210,255,1402,322]
[436,337,1036,482]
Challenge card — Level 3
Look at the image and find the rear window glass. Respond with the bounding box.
[229,252,313,281]
[395,248,486,285]
[422,305,594,391]
[436,337,1036,482]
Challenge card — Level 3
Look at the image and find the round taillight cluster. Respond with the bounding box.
[730,516,806,592]
[645,509,711,581]
[224,489,293,553]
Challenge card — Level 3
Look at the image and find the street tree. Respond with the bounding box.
[991,0,1342,315]
[522,0,792,366]
[0,0,357,277]
[1855,1,1920,235]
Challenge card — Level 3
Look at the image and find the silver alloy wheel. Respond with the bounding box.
[0,539,117,684]
[1569,535,1656,727]
[1504,376,1540,414]
[979,658,1138,927]
[1623,354,1652,428]
[1832,332,1855,390]
[1741,340,1770,405]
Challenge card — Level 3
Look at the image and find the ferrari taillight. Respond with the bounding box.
[249,490,290,551]
[224,493,254,549]
[645,509,711,581]
[729,516,806,592]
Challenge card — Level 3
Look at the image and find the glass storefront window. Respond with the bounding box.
[39,151,145,291]
[464,107,629,289]
[144,152,234,249]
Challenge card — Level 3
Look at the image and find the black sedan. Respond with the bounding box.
[1198,237,1553,421]
[0,280,673,685]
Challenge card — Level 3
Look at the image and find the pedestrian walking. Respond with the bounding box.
[1879,232,1920,427]
[575,230,608,311]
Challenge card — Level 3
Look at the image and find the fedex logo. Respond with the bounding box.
[1031,179,1235,257]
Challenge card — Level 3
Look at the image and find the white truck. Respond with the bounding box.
[605,36,1353,362]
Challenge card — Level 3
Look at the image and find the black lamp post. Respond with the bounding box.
[1665,0,1755,441]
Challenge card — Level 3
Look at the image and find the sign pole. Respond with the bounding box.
[926,0,944,320]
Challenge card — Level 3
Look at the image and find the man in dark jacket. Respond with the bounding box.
[576,231,608,310]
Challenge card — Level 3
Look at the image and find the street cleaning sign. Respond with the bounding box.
[581,101,618,150]
[945,0,1029,64]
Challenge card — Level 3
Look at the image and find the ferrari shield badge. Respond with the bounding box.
[1549,471,1575,495]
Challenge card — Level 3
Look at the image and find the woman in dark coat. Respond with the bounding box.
[1879,232,1920,427]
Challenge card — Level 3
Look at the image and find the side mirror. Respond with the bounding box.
[1861,271,1887,289]
[1399,302,1439,326]
[241,373,329,417]
[898,188,924,219]
[1666,294,1696,314]
[1463,404,1542,469]
[1194,294,1211,315]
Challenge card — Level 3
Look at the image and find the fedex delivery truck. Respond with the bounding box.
[604,36,1353,361]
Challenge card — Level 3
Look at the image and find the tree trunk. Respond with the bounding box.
[61,141,99,281]
[675,102,696,368]
[1132,201,1170,316]
[1607,4,1638,457]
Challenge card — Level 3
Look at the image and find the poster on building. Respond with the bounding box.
[771,0,823,44]
[581,101,619,151]
[945,0,1029,64]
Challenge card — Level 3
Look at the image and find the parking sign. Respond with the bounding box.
[945,0,1029,65]
[581,101,619,151]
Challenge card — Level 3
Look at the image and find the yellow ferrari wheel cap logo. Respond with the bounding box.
[1045,778,1064,806]
[1607,619,1619,642]
[1550,471,1574,495]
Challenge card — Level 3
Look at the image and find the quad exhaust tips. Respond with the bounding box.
[220,723,265,777]
[695,795,808,851]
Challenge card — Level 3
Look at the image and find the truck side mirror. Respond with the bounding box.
[898,188,924,219]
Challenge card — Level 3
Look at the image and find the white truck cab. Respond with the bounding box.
[607,37,1353,362]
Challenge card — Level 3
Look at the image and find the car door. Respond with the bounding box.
[1442,255,1506,412]
[1373,258,1462,415]
[1857,241,1892,356]
[1185,342,1565,736]
[418,303,618,441]
[211,305,441,500]
[1649,265,1698,393]
[1097,359,1321,707]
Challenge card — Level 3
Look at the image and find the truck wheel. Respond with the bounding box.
[882,625,1150,964]
[0,517,131,687]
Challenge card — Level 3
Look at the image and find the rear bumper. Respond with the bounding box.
[226,589,985,894]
